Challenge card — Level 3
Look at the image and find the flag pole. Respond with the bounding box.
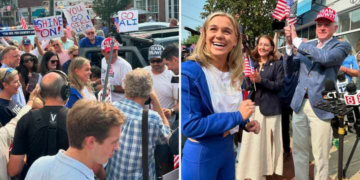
[102,38,115,101]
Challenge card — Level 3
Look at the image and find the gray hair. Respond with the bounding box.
[40,73,67,99]
[123,68,153,99]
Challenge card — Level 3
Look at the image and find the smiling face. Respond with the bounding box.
[47,55,59,70]
[205,16,238,62]
[257,37,274,58]
[3,74,20,95]
[316,18,338,42]
[75,63,91,83]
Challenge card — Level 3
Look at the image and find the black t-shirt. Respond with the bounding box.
[11,106,69,177]
[0,98,21,126]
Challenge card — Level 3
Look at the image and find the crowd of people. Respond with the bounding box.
[181,7,357,180]
[0,18,180,180]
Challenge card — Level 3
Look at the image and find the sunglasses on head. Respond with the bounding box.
[50,60,59,64]
[2,68,14,83]
[149,59,163,64]
[87,32,95,35]
[23,58,34,63]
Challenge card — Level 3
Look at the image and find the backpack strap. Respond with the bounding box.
[142,109,149,180]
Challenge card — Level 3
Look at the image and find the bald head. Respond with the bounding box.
[40,72,66,100]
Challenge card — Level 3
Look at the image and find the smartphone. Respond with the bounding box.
[28,73,39,93]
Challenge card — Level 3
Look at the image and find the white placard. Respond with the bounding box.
[118,10,139,32]
[33,16,64,40]
[63,2,94,34]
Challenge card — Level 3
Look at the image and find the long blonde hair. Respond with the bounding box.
[188,12,244,86]
[68,57,93,95]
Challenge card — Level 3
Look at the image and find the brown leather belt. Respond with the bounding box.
[188,130,230,143]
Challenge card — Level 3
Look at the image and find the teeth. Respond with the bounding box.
[213,42,225,47]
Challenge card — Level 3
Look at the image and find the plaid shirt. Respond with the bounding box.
[106,99,171,180]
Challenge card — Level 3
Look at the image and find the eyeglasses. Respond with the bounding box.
[53,44,60,47]
[72,54,79,57]
[23,58,34,63]
[86,32,95,35]
[1,68,14,83]
[50,60,59,64]
[149,59,163,64]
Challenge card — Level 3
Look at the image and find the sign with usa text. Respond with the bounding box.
[63,2,94,34]
[118,10,138,32]
[33,16,64,40]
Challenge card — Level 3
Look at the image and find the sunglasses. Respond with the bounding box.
[2,68,14,83]
[50,60,59,64]
[53,44,60,47]
[149,59,163,64]
[86,32,95,35]
[72,54,79,57]
[23,58,34,63]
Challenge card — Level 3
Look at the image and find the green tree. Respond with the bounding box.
[93,0,131,28]
[182,35,200,45]
[201,0,278,47]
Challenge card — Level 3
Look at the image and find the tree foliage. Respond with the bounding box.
[182,35,200,45]
[201,0,278,47]
[93,0,131,27]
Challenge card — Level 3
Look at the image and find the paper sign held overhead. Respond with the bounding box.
[63,2,94,34]
[118,10,139,32]
[33,16,64,40]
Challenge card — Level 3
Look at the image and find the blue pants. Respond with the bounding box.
[182,135,235,180]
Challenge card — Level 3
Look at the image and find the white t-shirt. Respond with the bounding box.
[101,57,132,102]
[82,87,97,101]
[202,65,242,134]
[144,66,178,109]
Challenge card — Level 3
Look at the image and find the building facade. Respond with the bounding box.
[134,0,179,23]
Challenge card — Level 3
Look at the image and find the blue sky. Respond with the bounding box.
[181,0,207,41]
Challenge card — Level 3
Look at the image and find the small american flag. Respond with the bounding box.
[272,0,297,25]
[243,53,254,77]
[174,155,179,169]
[20,15,28,29]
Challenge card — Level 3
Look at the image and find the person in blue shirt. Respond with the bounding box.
[101,23,108,36]
[0,46,26,108]
[78,28,105,67]
[337,38,360,82]
[181,12,260,180]
[66,57,96,108]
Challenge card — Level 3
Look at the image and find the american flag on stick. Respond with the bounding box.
[272,0,298,25]
[243,54,255,77]
[20,15,28,29]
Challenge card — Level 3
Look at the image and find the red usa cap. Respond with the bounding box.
[101,38,120,52]
[315,7,338,23]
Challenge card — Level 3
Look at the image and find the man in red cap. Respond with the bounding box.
[284,7,351,180]
[97,38,132,102]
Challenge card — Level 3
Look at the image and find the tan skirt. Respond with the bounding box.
[236,106,283,180]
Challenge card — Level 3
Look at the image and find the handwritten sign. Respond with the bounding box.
[118,10,138,32]
[33,16,64,40]
[63,3,94,34]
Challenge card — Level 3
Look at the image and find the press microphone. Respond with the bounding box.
[336,71,348,100]
[322,79,339,101]
[344,83,360,106]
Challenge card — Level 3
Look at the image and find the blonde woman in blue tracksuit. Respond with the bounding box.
[181,12,260,180]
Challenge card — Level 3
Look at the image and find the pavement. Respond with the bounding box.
[266,133,360,180]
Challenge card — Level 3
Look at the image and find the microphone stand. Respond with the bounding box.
[314,101,353,180]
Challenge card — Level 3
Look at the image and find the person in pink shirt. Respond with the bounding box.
[52,39,70,66]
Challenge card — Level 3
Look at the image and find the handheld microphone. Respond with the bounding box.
[322,79,339,101]
[344,83,360,106]
[336,71,348,99]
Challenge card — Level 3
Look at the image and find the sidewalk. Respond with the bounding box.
[267,133,360,180]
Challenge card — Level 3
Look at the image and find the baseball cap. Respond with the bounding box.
[22,39,31,45]
[314,7,339,24]
[148,44,165,60]
[101,38,120,53]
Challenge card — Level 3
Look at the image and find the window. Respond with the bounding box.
[309,25,316,40]
[302,27,309,39]
[351,9,360,30]
[339,12,350,32]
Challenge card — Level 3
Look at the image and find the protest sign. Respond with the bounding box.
[33,16,64,40]
[118,10,138,32]
[63,2,94,34]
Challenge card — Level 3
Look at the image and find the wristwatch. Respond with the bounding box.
[170,108,175,116]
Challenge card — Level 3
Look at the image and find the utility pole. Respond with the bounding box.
[50,0,55,16]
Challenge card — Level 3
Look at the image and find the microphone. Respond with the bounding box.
[344,83,360,106]
[336,71,348,99]
[322,79,339,101]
